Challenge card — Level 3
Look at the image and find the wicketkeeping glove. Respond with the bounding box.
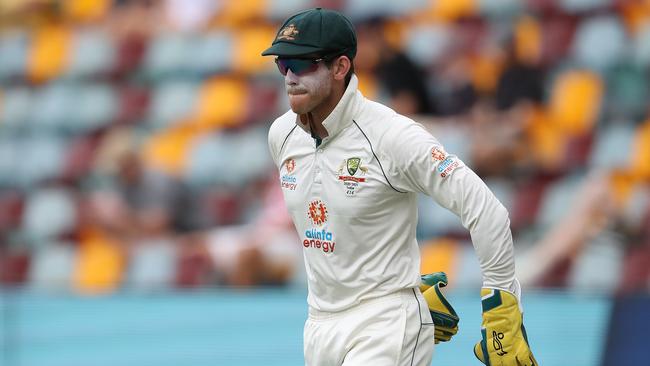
[474,288,538,366]
[420,272,460,344]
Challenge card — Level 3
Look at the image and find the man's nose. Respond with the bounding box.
[285,69,299,84]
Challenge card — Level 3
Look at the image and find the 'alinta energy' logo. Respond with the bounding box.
[304,199,335,253]
[307,199,328,226]
[281,158,297,191]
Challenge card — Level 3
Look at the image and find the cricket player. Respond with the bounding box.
[262,8,537,366]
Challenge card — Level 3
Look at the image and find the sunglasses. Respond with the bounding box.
[274,55,339,76]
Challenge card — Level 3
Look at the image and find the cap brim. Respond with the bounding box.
[261,42,325,57]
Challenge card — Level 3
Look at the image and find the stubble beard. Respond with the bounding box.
[286,72,332,115]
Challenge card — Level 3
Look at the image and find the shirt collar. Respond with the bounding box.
[295,74,361,142]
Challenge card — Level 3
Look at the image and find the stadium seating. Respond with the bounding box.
[0,0,647,297]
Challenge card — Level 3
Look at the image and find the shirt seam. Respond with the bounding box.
[352,120,406,194]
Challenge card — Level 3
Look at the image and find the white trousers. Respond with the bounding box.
[304,288,435,366]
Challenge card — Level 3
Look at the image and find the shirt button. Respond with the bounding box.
[317,149,323,153]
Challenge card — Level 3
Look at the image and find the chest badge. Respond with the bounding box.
[337,157,368,196]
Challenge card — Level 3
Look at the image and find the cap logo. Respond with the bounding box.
[277,24,299,41]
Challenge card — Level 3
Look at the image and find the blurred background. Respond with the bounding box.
[0,0,649,365]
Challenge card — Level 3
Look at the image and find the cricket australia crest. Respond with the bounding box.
[337,157,368,196]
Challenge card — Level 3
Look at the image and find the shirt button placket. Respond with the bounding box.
[314,149,322,184]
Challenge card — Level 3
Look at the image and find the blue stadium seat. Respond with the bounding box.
[0,137,17,186]
[66,29,115,79]
[559,0,612,13]
[185,127,270,187]
[21,187,77,243]
[344,0,428,19]
[266,0,312,21]
[0,30,28,81]
[147,80,199,129]
[126,239,178,290]
[186,32,233,76]
[15,136,67,187]
[29,83,75,132]
[66,84,118,133]
[477,0,522,17]
[535,174,584,229]
[632,22,650,67]
[568,231,624,292]
[28,242,77,290]
[0,87,32,131]
[143,33,192,79]
[571,15,627,71]
[404,25,451,68]
[589,123,636,170]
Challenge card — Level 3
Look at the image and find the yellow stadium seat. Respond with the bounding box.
[27,24,72,83]
[356,71,379,100]
[548,69,603,136]
[420,238,458,279]
[620,1,650,34]
[469,52,504,94]
[515,15,542,65]
[215,0,267,27]
[232,25,276,74]
[630,120,650,181]
[142,123,202,177]
[525,107,567,169]
[73,228,125,295]
[63,0,111,23]
[194,76,247,129]
[422,0,477,23]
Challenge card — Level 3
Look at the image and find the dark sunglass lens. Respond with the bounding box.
[275,59,289,75]
[276,58,319,76]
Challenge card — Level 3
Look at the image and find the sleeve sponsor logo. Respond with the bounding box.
[437,156,460,178]
[281,158,297,190]
[431,146,447,162]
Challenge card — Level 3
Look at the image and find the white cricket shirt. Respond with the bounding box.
[268,75,516,312]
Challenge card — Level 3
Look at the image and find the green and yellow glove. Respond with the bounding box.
[474,288,538,366]
[420,272,460,344]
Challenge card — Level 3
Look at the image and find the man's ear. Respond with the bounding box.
[332,56,351,81]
